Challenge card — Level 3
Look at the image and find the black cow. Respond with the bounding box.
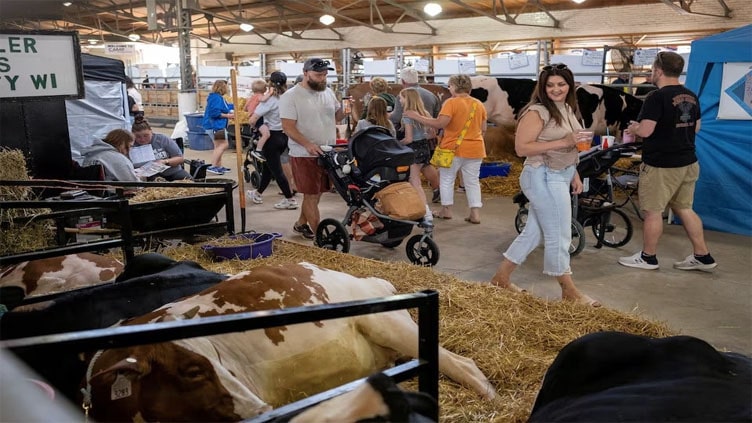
[0,253,227,402]
[469,76,642,139]
[529,331,752,422]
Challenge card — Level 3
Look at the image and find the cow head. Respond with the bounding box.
[83,342,271,422]
[576,85,643,136]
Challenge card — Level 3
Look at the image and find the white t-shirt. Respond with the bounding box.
[278,86,340,157]
[127,87,143,111]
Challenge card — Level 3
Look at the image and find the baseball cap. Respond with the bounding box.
[269,71,287,87]
[303,58,334,72]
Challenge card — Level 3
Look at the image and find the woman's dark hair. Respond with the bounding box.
[125,77,135,89]
[525,64,578,126]
[131,115,152,133]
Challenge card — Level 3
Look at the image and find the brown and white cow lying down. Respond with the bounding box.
[0,253,123,300]
[81,262,496,422]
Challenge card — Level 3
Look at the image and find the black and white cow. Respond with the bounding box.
[529,331,752,422]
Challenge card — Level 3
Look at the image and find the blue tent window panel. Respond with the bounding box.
[724,70,752,117]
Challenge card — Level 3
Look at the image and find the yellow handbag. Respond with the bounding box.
[429,102,477,168]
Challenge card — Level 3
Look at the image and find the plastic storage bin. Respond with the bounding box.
[187,130,213,151]
[479,162,511,179]
[185,113,205,132]
[202,232,282,261]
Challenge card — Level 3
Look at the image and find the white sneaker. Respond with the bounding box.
[274,198,299,210]
[673,255,717,271]
[247,189,263,204]
[618,251,659,270]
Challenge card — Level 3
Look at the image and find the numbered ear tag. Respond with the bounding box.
[111,373,133,401]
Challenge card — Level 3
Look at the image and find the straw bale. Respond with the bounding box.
[157,240,674,423]
[0,148,52,254]
[128,185,223,203]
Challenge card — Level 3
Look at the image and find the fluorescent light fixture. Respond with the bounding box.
[423,3,442,17]
[319,14,335,25]
[239,23,254,32]
[571,0,586,3]
[63,2,72,6]
[128,33,141,41]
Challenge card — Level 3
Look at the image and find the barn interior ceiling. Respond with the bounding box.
[0,0,734,53]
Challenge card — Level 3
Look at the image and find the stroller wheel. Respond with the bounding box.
[592,208,633,248]
[514,208,528,234]
[243,167,251,183]
[250,170,261,189]
[315,218,350,253]
[380,240,402,249]
[406,235,439,267]
[570,219,586,257]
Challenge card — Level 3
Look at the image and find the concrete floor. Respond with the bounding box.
[175,138,752,355]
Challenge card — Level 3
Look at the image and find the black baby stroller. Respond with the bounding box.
[513,142,641,256]
[316,126,440,266]
[227,123,270,188]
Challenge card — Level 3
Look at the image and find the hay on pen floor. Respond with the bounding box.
[157,238,674,423]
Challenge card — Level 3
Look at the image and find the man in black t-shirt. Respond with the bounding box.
[618,51,717,272]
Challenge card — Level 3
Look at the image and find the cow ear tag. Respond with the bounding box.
[111,373,133,400]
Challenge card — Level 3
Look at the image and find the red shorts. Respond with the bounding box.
[290,156,331,194]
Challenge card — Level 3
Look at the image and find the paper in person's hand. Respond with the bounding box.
[134,161,169,178]
[130,145,156,165]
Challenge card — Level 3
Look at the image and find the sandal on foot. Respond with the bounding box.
[570,295,601,308]
[432,210,452,219]
[464,217,481,224]
[490,282,527,293]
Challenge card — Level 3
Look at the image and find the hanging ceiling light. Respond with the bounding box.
[62,2,72,6]
[128,33,141,41]
[239,23,254,32]
[423,3,442,17]
[88,39,98,45]
[319,14,335,26]
[571,0,586,3]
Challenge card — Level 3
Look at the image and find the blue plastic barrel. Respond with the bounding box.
[185,113,204,132]
[187,130,213,150]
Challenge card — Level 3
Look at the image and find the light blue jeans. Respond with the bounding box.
[504,164,576,276]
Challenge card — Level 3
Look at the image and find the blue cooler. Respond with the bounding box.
[187,130,213,151]
[185,113,205,132]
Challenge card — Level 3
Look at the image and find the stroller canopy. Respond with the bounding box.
[349,126,414,175]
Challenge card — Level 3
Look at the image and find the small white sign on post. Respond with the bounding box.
[634,48,661,67]
[0,31,84,100]
[581,50,604,66]
[105,43,136,55]
[508,53,529,70]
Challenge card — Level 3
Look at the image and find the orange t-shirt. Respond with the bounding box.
[438,96,487,159]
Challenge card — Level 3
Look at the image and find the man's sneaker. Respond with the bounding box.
[431,189,440,204]
[293,223,315,239]
[250,150,266,162]
[674,255,718,271]
[274,198,299,210]
[618,251,659,270]
[207,166,225,175]
[219,166,231,172]
[247,189,263,204]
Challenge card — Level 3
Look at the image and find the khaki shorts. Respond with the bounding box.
[638,162,699,212]
[290,156,331,194]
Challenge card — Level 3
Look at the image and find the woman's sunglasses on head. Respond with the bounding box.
[542,63,569,71]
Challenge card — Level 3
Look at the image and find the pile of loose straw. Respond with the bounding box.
[157,239,674,422]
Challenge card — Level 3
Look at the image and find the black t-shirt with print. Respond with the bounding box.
[637,85,700,168]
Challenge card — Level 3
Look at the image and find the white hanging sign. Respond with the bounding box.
[581,50,604,66]
[634,48,660,67]
[105,43,135,55]
[508,53,529,70]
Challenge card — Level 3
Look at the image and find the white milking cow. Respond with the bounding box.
[81,262,496,422]
[0,253,123,299]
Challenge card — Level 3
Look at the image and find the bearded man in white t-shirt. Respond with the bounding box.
[279,58,345,240]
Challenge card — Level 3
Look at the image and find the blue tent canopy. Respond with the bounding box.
[685,25,752,236]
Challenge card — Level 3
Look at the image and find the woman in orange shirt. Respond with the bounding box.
[405,74,486,223]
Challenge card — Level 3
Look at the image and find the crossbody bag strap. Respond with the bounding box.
[453,101,477,151]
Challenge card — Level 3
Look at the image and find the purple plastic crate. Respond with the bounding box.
[202,232,282,261]
[479,162,511,179]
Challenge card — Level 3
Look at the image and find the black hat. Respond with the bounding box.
[269,71,287,87]
[303,58,334,72]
